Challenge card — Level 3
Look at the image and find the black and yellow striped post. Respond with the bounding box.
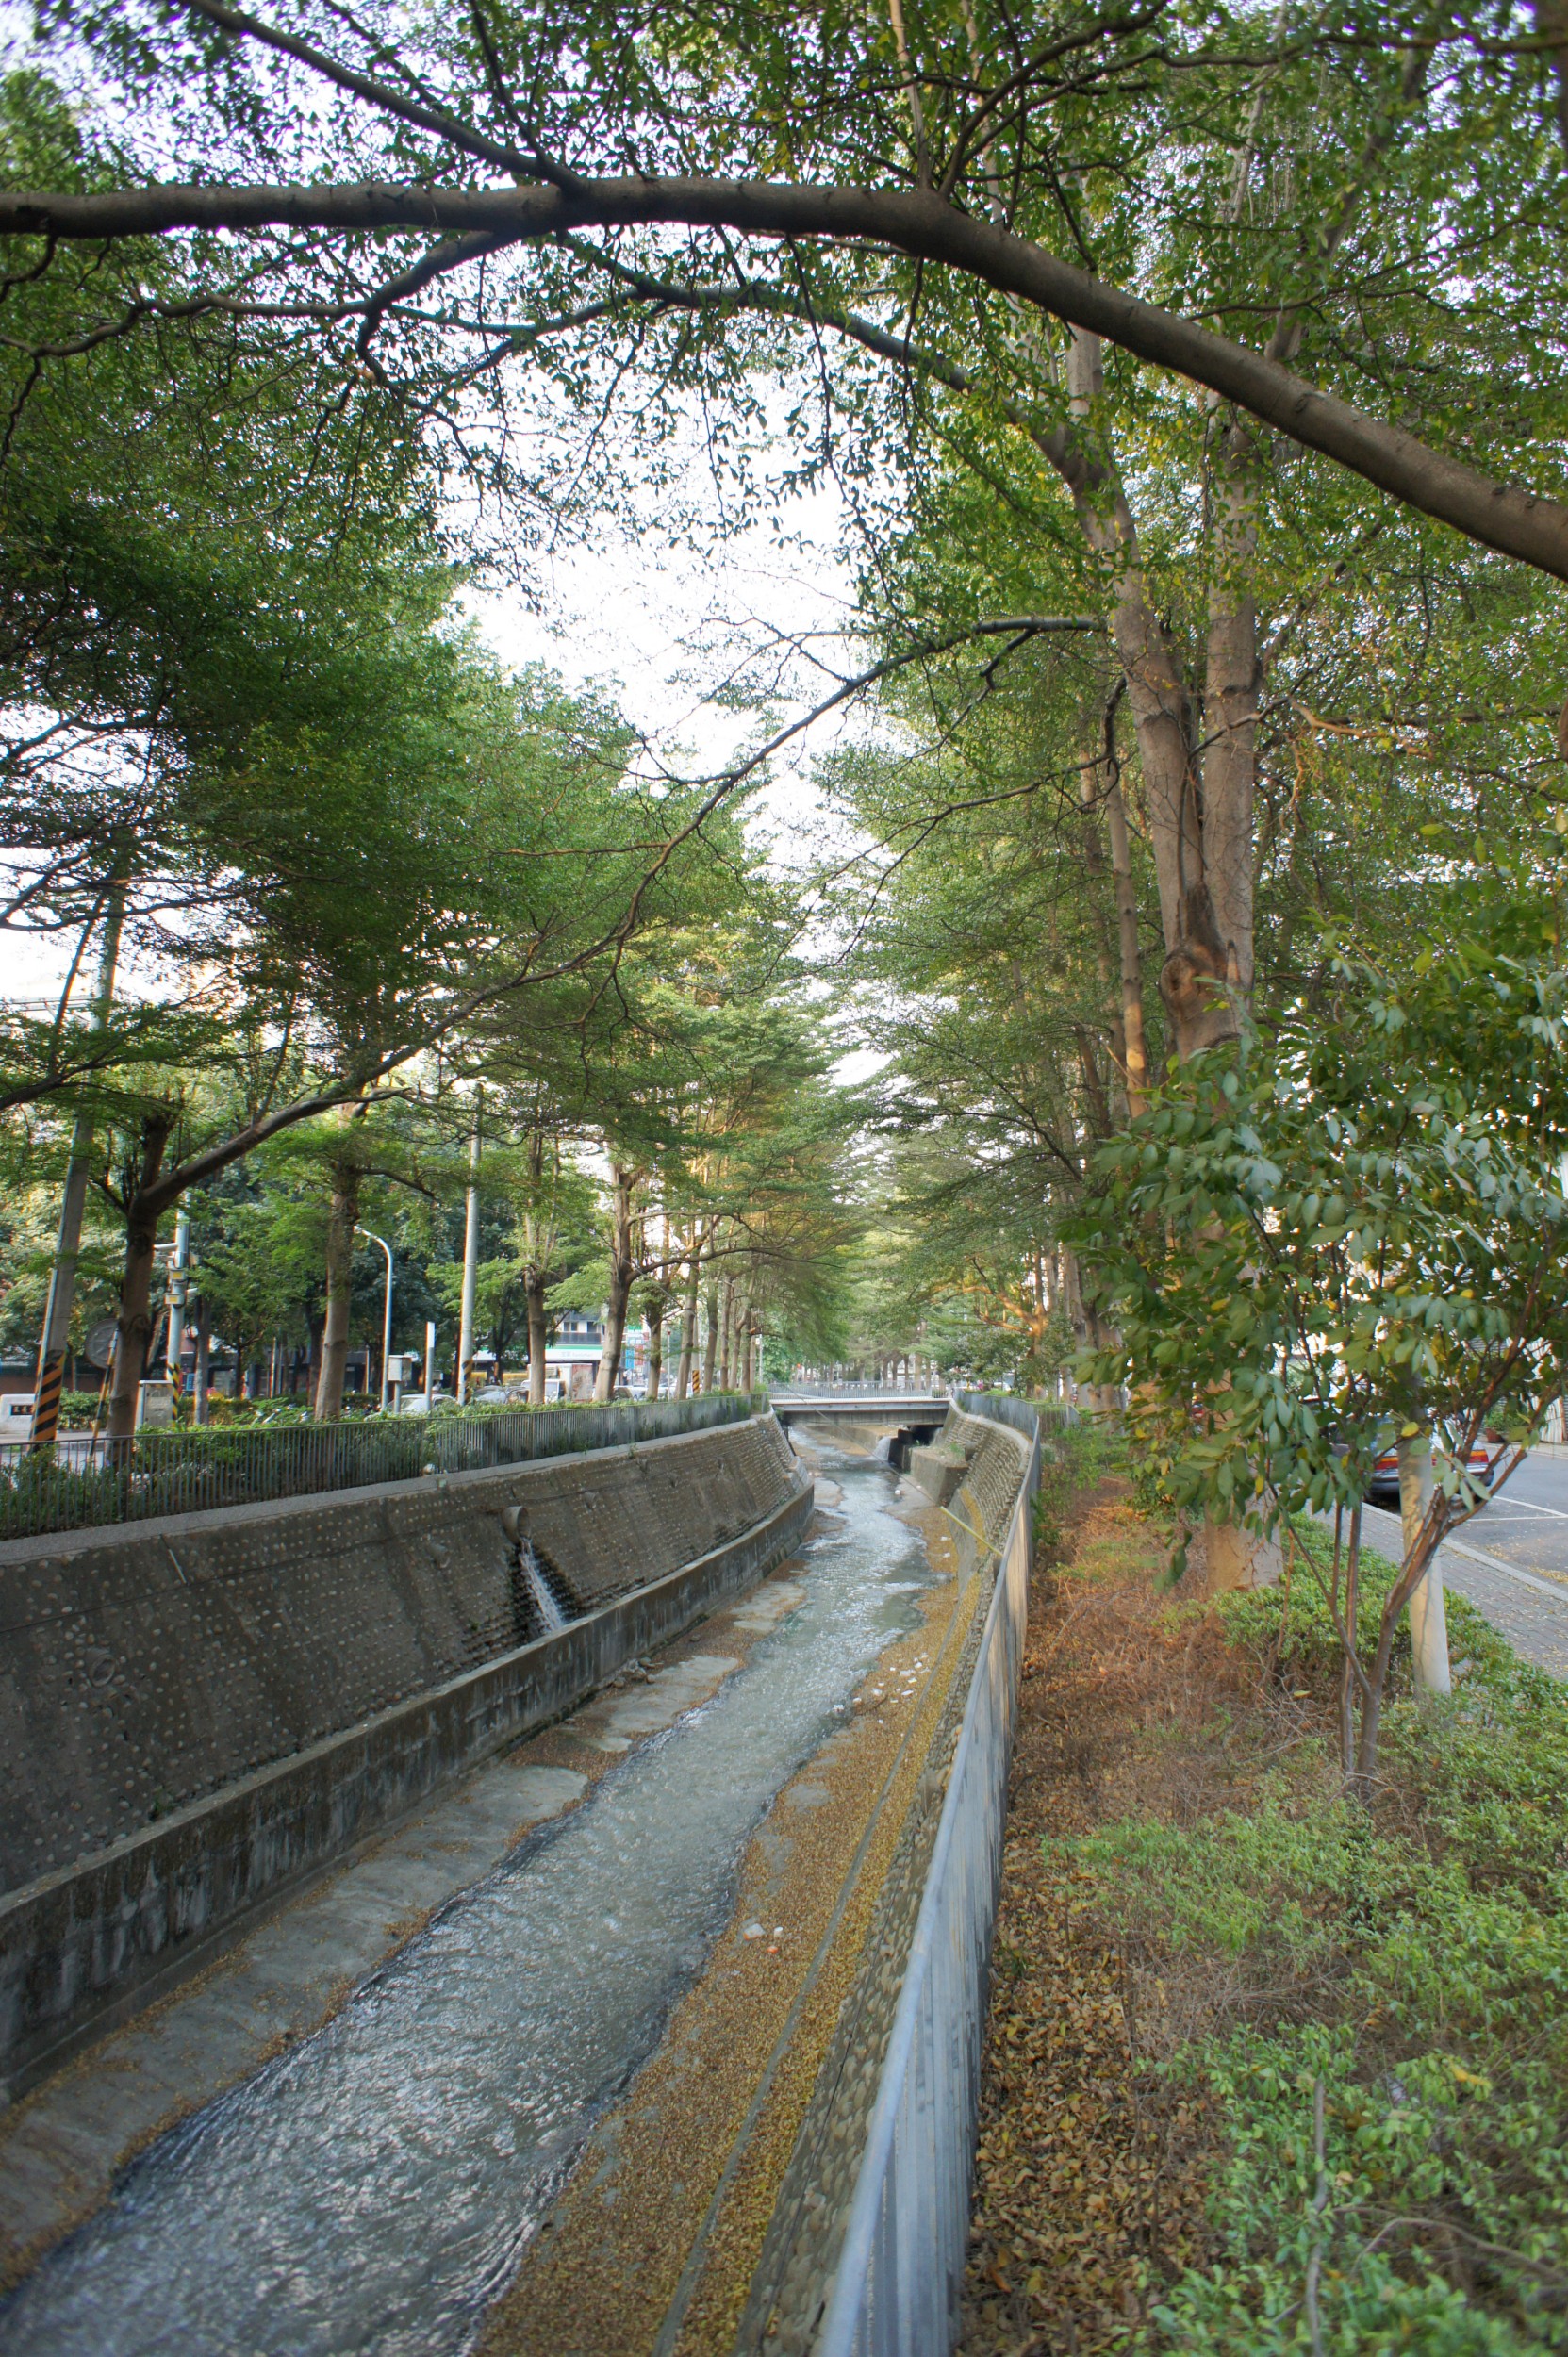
[30,1349,66,1450]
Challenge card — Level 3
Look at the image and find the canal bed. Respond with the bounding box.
[0,1453,937,2357]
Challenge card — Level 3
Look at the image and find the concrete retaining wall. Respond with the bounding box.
[818,1401,1039,2357]
[0,1415,810,2093]
[910,1408,1037,1572]
[740,1406,1036,2352]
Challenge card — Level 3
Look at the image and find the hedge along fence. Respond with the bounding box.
[0,1393,769,1542]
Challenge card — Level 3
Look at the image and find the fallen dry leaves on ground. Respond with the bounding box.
[961,1489,1254,2357]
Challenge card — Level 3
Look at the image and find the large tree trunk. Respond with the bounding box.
[314,1158,363,1422]
[106,1114,173,1443]
[1196,410,1280,1591]
[1076,742,1142,1120]
[1200,404,1262,1006]
[675,1244,701,1395]
[1103,763,1150,1113]
[718,1276,734,1392]
[1052,346,1270,1576]
[1045,332,1243,1060]
[593,1165,637,1403]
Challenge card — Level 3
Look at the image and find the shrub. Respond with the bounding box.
[1062,1578,1568,2350]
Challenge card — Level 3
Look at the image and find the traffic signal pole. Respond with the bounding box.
[31,872,128,1449]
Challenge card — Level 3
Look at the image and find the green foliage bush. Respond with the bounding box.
[1064,1574,1568,2351]
[1032,1415,1123,1553]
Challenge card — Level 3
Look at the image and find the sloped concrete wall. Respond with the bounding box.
[0,1414,801,1891]
[909,1408,1034,1568]
[0,1414,810,2091]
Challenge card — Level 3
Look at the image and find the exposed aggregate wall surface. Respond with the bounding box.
[0,1415,809,2093]
[0,1414,801,1891]
[740,1408,1033,2351]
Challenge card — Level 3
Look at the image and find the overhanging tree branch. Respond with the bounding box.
[0,174,1561,578]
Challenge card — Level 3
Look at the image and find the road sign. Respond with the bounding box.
[84,1317,118,1369]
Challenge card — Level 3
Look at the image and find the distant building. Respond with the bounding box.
[544,1314,605,1399]
[534,1314,645,1399]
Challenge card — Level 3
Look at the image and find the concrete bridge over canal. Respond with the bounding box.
[770,1388,951,1470]
[0,1389,1040,2357]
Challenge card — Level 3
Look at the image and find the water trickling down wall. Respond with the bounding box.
[0,1413,811,2091]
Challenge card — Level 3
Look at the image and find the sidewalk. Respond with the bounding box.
[1359,1499,1568,1680]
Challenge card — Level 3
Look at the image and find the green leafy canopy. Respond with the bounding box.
[1069,911,1568,1537]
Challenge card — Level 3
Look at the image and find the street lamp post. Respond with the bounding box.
[166,1205,190,1390]
[356,1228,394,1412]
[457,1096,482,1403]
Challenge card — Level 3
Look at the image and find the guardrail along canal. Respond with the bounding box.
[1,1453,937,2357]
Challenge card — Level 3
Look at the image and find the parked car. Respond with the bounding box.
[399,1390,454,1417]
[1365,1436,1499,1510]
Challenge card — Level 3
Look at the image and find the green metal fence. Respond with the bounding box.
[0,1393,769,1542]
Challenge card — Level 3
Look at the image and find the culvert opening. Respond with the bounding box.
[502,1507,584,1640]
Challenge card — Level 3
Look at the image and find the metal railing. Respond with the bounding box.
[957,1389,1079,1439]
[817,1394,1042,2357]
[0,1393,768,1543]
[770,1383,949,1401]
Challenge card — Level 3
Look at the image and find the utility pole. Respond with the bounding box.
[31,864,129,1449]
[456,1096,482,1404]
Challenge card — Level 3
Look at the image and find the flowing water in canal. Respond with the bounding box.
[2,1453,935,2357]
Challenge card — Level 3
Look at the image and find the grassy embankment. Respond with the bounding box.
[964,1426,1568,2355]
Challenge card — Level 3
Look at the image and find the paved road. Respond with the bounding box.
[1359,1449,1568,1680]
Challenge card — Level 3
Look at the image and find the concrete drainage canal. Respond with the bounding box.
[0,1412,1034,2357]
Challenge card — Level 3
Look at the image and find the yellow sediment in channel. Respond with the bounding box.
[476,1507,982,2357]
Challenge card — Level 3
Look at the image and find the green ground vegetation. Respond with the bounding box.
[1066,1520,1568,2352]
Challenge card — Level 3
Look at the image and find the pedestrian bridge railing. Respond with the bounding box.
[769,1384,946,1402]
[0,1392,768,1544]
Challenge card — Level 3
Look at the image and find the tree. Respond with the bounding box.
[0,9,1565,585]
[1071,907,1568,1781]
[65,626,650,1437]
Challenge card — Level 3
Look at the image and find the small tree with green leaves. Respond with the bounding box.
[1071,921,1568,1785]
